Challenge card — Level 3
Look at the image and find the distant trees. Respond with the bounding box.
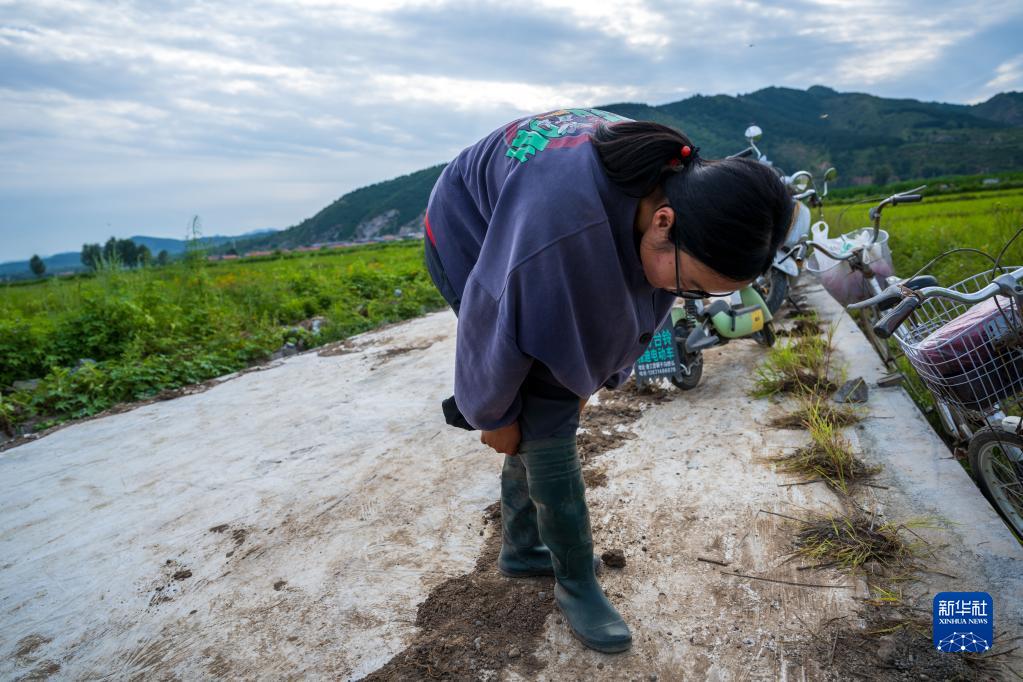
[80,237,154,270]
[156,250,169,266]
[29,255,46,277]
[81,243,102,270]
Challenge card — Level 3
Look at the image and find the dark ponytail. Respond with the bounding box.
[592,121,695,198]
[593,121,792,282]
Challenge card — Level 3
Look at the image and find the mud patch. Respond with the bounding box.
[317,335,394,358]
[576,401,641,464]
[582,465,608,489]
[362,512,554,681]
[805,610,1010,681]
[143,559,193,608]
[600,549,626,568]
[18,659,61,680]
[612,379,677,404]
[373,338,441,365]
[12,634,52,665]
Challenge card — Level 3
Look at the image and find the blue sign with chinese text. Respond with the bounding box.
[634,318,681,383]
[933,592,993,653]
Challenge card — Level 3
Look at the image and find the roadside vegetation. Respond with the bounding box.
[0,240,444,439]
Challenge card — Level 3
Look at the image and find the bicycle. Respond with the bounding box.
[854,264,1023,537]
[797,187,934,369]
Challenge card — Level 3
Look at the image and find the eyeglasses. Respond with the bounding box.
[666,217,736,300]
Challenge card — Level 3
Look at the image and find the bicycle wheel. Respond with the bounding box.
[968,427,1023,538]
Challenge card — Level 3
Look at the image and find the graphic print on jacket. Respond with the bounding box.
[505,108,628,163]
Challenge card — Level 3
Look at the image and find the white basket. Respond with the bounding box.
[806,228,895,306]
[894,268,1023,415]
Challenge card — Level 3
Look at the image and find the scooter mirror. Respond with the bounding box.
[823,167,838,182]
[744,125,763,142]
[789,171,812,192]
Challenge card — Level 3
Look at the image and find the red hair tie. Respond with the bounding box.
[668,158,681,167]
[681,145,692,158]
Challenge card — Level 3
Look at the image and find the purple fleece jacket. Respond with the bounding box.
[426,108,676,430]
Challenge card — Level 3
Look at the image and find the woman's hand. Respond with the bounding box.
[481,421,521,456]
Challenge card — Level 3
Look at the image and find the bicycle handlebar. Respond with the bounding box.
[869,185,927,241]
[892,193,922,205]
[850,267,1023,338]
[807,240,853,262]
[873,296,922,338]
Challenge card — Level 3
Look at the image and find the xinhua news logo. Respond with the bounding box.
[933,592,994,653]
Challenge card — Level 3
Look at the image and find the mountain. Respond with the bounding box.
[230,166,444,252]
[602,86,1023,184]
[221,86,1023,253]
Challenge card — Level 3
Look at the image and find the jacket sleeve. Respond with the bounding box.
[453,274,534,431]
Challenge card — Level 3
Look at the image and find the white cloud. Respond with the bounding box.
[789,0,1007,87]
[365,73,642,113]
[986,53,1023,91]
[531,0,671,49]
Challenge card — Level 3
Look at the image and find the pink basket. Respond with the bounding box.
[806,228,894,305]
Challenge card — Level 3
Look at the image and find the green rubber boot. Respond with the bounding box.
[497,454,601,578]
[517,437,632,654]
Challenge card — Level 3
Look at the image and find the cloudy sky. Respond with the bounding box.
[1,0,1021,262]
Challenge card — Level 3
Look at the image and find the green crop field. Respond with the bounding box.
[0,241,445,436]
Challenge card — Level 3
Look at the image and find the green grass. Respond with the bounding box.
[0,240,445,435]
[791,508,932,573]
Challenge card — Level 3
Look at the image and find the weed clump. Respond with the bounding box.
[752,329,839,397]
[770,393,863,430]
[790,507,930,573]
[776,311,824,338]
[771,398,878,493]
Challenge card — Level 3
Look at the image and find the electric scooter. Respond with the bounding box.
[729,124,837,313]
[634,285,775,390]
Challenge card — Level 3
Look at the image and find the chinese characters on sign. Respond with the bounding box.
[634,319,681,383]
[933,592,993,653]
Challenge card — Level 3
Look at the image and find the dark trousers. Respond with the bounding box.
[424,236,580,441]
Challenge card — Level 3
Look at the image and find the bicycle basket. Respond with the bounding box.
[894,268,1023,414]
[806,228,895,305]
